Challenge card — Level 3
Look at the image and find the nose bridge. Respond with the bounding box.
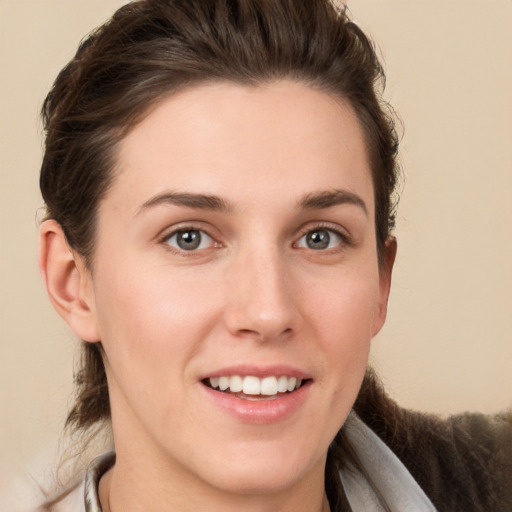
[224,239,296,341]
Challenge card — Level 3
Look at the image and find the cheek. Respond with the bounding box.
[300,264,379,383]
[303,263,380,339]
[95,256,217,335]
[91,258,222,398]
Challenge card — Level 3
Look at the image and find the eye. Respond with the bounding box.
[296,228,343,251]
[165,229,214,251]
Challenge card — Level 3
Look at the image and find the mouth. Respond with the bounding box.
[202,375,310,401]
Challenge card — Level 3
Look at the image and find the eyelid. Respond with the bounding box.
[157,222,222,254]
[293,222,353,250]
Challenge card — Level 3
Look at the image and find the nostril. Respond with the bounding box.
[239,329,257,336]
[235,327,294,343]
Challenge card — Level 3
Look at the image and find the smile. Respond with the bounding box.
[204,375,307,399]
[200,370,312,422]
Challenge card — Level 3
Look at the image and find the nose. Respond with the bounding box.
[223,246,298,342]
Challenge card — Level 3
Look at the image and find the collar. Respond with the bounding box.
[340,412,437,511]
[83,450,115,512]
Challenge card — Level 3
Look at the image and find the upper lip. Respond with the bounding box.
[199,364,312,381]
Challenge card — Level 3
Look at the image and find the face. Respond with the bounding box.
[81,81,393,497]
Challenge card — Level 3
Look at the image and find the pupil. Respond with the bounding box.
[307,230,329,250]
[177,230,201,250]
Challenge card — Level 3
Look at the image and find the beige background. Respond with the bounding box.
[1,0,511,503]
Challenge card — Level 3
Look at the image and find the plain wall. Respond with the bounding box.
[1,0,511,500]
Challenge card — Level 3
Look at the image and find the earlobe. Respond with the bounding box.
[38,220,100,342]
[372,236,397,337]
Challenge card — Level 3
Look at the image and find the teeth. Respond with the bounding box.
[207,375,305,396]
[287,377,297,392]
[277,376,288,393]
[229,375,243,393]
[243,376,261,395]
[260,376,277,395]
[218,376,229,391]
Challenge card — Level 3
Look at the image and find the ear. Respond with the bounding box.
[372,236,397,337]
[38,219,100,342]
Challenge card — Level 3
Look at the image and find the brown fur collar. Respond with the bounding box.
[352,371,512,512]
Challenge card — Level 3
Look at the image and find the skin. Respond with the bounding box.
[39,81,396,512]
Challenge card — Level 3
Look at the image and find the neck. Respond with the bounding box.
[99,453,331,512]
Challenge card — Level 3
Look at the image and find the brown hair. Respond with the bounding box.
[40,0,399,508]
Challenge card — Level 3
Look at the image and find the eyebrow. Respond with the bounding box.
[137,188,367,217]
[298,189,368,216]
[137,192,233,215]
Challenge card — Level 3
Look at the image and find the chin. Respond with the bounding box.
[207,466,306,496]
[192,442,325,496]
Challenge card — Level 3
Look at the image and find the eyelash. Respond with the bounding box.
[294,223,352,253]
[159,224,220,255]
[158,222,352,255]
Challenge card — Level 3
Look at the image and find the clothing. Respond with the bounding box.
[352,374,512,511]
[341,413,436,510]
[52,388,512,512]
[57,413,437,512]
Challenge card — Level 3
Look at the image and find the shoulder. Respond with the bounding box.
[33,480,85,512]
[51,482,85,512]
[353,370,512,512]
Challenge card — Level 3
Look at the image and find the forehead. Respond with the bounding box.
[111,80,374,214]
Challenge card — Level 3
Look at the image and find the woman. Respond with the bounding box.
[37,0,511,511]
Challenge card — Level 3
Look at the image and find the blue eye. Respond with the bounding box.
[296,229,342,250]
[165,229,213,251]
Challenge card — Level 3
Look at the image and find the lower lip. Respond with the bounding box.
[200,382,311,424]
